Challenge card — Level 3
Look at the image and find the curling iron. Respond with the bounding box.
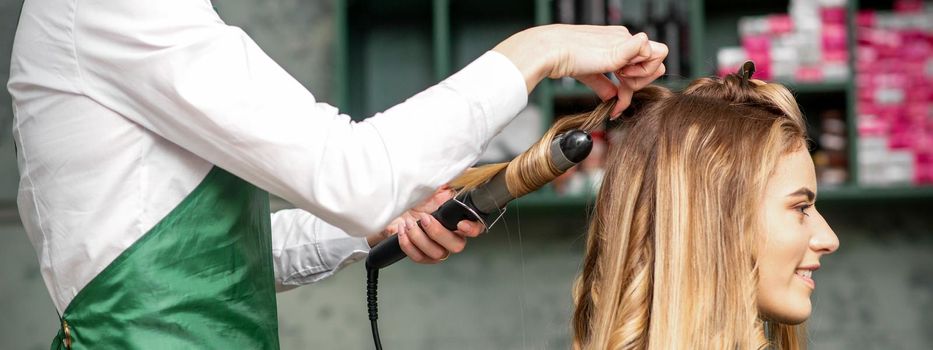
[364,129,594,350]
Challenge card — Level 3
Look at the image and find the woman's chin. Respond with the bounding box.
[776,314,809,325]
[760,300,811,325]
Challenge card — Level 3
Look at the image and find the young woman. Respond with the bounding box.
[570,73,840,349]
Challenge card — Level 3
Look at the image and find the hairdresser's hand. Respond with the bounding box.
[493,24,668,118]
[369,186,485,264]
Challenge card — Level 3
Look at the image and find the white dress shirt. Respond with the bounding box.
[8,0,527,314]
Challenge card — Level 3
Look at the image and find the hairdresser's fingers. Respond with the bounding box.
[455,220,484,238]
[547,29,650,79]
[616,64,667,91]
[417,212,467,254]
[619,63,650,77]
[397,223,435,264]
[575,73,618,101]
[402,215,448,261]
[368,221,395,248]
[640,41,668,76]
[626,64,667,91]
[619,41,668,78]
[610,72,635,119]
[612,32,652,70]
[623,62,667,92]
[382,216,405,234]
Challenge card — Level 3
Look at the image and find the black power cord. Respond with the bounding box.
[366,266,382,350]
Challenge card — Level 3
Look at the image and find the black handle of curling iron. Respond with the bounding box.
[365,129,593,271]
[365,196,481,270]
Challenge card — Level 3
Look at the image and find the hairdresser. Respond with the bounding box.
[9,1,667,348]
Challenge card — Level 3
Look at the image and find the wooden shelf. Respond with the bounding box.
[817,186,933,201]
[552,79,694,99]
[780,80,851,94]
[511,185,933,211]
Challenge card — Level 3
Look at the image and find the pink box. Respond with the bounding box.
[888,130,913,149]
[822,24,848,52]
[915,152,933,184]
[857,46,879,63]
[823,49,849,63]
[858,114,889,137]
[741,35,771,53]
[768,14,794,34]
[857,11,876,28]
[894,0,924,13]
[821,7,847,24]
[794,66,823,82]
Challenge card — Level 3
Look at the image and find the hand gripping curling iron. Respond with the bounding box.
[364,129,594,350]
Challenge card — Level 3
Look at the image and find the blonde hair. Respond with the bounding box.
[571,75,808,349]
[448,74,808,349]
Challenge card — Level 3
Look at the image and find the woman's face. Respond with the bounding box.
[756,146,840,324]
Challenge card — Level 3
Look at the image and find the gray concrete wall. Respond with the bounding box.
[2,1,932,349]
[0,0,22,202]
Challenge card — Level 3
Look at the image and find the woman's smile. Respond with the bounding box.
[793,265,819,289]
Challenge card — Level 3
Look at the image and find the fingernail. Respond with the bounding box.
[418,213,430,229]
[397,223,406,236]
[457,221,470,232]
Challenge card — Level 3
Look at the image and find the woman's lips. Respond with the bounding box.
[794,265,819,289]
[795,270,815,289]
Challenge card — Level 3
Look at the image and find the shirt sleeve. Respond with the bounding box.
[72,0,527,236]
[270,209,370,292]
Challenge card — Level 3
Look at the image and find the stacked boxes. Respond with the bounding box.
[719,0,932,187]
[717,0,850,83]
[856,7,933,185]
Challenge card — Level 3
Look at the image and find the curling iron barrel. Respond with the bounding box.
[365,129,593,271]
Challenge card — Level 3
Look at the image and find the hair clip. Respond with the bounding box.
[738,61,756,85]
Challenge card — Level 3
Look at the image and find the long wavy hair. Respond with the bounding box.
[571,76,808,349]
[451,73,808,349]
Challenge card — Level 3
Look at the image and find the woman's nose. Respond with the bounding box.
[810,212,840,254]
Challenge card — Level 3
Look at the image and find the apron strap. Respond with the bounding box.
[51,318,71,350]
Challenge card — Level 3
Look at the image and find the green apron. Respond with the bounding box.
[51,167,280,349]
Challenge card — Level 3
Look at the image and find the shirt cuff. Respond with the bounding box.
[440,51,529,144]
[274,220,372,292]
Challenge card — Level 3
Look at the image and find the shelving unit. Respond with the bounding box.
[514,184,933,210]
[334,0,933,207]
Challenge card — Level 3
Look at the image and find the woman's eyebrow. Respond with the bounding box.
[787,187,815,201]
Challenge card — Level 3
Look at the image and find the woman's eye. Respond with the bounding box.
[796,204,812,217]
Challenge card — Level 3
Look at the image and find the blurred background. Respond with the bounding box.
[1,0,932,349]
